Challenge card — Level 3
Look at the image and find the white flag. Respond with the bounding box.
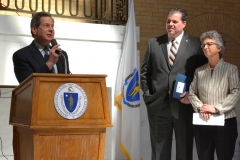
[114,0,141,159]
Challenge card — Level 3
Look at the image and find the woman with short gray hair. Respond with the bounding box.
[188,30,240,160]
[200,30,225,55]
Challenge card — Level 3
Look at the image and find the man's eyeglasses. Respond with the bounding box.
[35,23,55,29]
[201,42,217,48]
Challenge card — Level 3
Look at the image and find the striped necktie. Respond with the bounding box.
[169,39,177,68]
[44,48,49,62]
[44,48,55,73]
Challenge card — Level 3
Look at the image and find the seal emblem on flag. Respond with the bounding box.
[123,68,140,108]
[54,83,87,119]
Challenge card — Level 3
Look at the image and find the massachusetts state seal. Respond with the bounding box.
[54,83,87,119]
[123,68,140,108]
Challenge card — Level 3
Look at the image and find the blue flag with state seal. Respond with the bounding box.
[114,0,141,159]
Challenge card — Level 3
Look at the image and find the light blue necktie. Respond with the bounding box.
[44,48,55,73]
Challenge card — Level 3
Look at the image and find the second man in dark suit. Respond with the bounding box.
[13,11,71,83]
[140,8,207,160]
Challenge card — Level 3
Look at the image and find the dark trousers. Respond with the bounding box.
[194,117,238,160]
[147,96,193,160]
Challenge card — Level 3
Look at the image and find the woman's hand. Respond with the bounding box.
[199,104,218,121]
[200,104,218,113]
[200,112,212,121]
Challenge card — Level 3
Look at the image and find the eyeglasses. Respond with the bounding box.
[201,42,217,48]
[36,23,55,29]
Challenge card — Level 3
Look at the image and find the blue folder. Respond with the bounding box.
[172,73,192,99]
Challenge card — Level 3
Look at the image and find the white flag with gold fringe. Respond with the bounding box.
[114,0,141,159]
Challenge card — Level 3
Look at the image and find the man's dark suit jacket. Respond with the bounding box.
[13,41,71,83]
[140,33,207,118]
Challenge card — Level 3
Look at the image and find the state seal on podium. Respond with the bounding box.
[54,83,88,119]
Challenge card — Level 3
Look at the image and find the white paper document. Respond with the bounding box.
[193,113,225,126]
[176,82,185,93]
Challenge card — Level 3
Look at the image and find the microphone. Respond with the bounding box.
[50,39,68,74]
[50,39,61,55]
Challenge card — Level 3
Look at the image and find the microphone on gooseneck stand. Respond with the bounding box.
[50,39,67,74]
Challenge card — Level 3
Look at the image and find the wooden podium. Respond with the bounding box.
[9,73,112,160]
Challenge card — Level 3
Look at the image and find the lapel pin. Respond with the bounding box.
[186,40,188,42]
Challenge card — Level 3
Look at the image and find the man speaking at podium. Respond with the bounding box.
[13,11,71,83]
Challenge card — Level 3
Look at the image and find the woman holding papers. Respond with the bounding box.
[188,30,240,160]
